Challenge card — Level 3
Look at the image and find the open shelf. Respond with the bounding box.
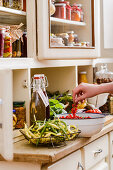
[0,7,26,25]
[50,17,86,27]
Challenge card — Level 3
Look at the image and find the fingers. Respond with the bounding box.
[74,94,86,103]
[72,86,81,103]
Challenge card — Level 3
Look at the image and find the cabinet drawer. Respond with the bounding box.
[47,150,83,170]
[84,135,108,169]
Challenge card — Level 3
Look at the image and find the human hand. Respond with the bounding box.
[72,83,100,103]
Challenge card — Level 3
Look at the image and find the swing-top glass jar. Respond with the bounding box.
[30,74,50,125]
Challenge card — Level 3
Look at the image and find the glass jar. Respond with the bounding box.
[0,0,3,6]
[3,0,13,8]
[96,64,113,84]
[54,3,66,19]
[58,33,69,46]
[74,34,78,44]
[30,74,50,124]
[12,41,17,57]
[71,4,81,22]
[50,0,55,16]
[3,31,12,58]
[21,31,27,57]
[0,28,5,58]
[16,38,21,57]
[67,31,74,46]
[12,0,22,10]
[78,71,88,84]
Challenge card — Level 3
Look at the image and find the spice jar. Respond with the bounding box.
[54,3,66,19]
[3,30,12,58]
[30,74,50,124]
[0,28,5,58]
[67,31,74,46]
[3,0,13,8]
[0,0,3,6]
[78,72,88,84]
[71,4,81,21]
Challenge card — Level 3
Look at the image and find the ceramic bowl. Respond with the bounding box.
[57,113,105,137]
[87,93,109,108]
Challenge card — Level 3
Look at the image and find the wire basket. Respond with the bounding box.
[20,129,81,147]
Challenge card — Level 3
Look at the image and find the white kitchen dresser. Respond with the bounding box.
[0,0,113,169]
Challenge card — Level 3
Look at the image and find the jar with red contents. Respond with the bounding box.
[55,1,72,20]
[71,4,81,22]
[54,3,66,19]
[0,28,5,58]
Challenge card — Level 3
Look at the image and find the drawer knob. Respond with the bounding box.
[78,162,84,170]
[93,149,103,156]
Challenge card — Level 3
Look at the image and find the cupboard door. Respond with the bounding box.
[37,0,100,60]
[90,160,108,170]
[0,69,13,161]
[43,150,83,170]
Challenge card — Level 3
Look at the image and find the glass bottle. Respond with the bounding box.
[0,0,3,6]
[30,74,50,124]
[21,31,27,57]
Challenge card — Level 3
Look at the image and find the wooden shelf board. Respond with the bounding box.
[50,17,86,26]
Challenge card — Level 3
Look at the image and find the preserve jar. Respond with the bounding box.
[3,0,13,8]
[71,4,81,21]
[74,34,78,44]
[0,0,3,6]
[0,28,5,58]
[16,38,21,57]
[21,31,27,57]
[54,3,66,19]
[67,31,74,46]
[3,31,12,58]
[30,74,50,124]
[96,64,113,84]
[78,71,88,84]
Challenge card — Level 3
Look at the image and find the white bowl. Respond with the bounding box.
[57,113,105,137]
[88,93,109,108]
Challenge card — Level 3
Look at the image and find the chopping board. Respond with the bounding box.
[104,115,113,126]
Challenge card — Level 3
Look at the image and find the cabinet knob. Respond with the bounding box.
[93,149,103,156]
[78,162,84,170]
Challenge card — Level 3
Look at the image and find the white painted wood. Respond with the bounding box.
[50,17,86,26]
[84,134,108,170]
[103,0,113,49]
[90,159,108,170]
[0,6,26,16]
[0,161,41,170]
[0,69,13,161]
[43,150,82,170]
[109,131,113,170]
[37,0,100,60]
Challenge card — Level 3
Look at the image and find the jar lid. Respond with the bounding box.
[74,34,78,37]
[67,31,74,34]
[34,74,45,79]
[55,0,64,2]
[79,71,87,74]
[55,3,66,6]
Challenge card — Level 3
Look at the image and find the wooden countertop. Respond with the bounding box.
[12,115,113,164]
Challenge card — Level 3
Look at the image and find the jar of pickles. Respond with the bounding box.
[12,0,22,10]
[3,30,12,58]
[54,3,66,19]
[0,0,3,6]
[3,0,13,8]
[0,28,5,58]
[78,71,88,84]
